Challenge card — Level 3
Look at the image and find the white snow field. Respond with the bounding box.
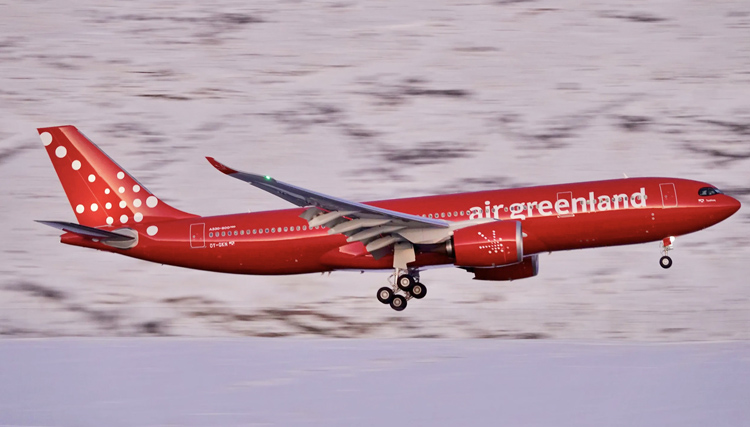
[0,0,749,340]
[0,339,748,427]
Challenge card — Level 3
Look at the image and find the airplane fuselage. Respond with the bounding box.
[63,177,739,275]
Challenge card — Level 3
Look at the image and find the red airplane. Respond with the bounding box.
[37,125,741,311]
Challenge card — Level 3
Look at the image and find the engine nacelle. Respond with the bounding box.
[450,221,523,267]
[472,255,539,281]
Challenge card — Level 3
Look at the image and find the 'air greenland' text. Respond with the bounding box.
[468,187,648,221]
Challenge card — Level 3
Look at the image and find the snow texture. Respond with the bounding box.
[0,339,748,427]
[1,0,749,339]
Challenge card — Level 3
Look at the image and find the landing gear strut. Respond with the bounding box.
[376,268,427,311]
[659,236,675,269]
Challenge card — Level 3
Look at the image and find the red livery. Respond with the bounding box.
[37,126,741,311]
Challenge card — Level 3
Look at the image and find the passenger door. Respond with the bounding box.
[659,183,677,208]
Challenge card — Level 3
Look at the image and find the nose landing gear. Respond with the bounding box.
[659,236,675,269]
[376,268,427,311]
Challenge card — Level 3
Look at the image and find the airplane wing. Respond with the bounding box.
[206,157,452,256]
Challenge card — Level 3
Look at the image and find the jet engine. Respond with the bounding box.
[447,221,523,267]
[471,255,539,281]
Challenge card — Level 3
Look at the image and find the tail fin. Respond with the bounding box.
[38,125,194,227]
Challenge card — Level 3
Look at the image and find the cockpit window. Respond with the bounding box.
[698,187,723,196]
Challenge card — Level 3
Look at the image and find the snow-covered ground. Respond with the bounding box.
[0,339,748,427]
[1,0,749,339]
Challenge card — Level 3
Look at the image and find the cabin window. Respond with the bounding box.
[234,230,238,236]
[460,211,464,216]
[303,226,307,230]
[209,232,213,237]
[428,214,433,218]
[221,231,226,236]
[447,212,451,217]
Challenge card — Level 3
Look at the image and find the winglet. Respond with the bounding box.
[206,157,238,175]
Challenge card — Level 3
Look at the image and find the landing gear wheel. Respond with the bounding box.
[377,287,394,304]
[397,274,416,291]
[660,255,673,269]
[390,294,407,311]
[410,283,427,299]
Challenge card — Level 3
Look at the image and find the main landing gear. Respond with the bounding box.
[377,268,426,311]
[659,236,675,269]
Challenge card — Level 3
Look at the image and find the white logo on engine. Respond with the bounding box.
[477,230,504,254]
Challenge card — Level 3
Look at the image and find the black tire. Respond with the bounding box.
[411,283,426,299]
[377,287,394,304]
[390,295,407,311]
[660,255,673,269]
[397,274,415,291]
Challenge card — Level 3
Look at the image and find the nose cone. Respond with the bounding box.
[705,195,741,226]
[726,195,741,217]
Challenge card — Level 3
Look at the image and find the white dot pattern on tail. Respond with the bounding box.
[72,160,81,170]
[120,215,128,224]
[134,212,143,222]
[117,172,125,179]
[88,174,96,183]
[106,217,113,225]
[40,132,53,146]
[147,226,158,236]
[90,203,98,212]
[76,204,84,214]
[146,196,158,208]
[55,146,67,158]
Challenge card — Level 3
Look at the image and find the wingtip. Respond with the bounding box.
[206,157,238,174]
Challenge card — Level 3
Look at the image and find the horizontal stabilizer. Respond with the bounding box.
[36,220,135,242]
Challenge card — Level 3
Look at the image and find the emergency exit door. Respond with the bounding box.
[190,223,206,248]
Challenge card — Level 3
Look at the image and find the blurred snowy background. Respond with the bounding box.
[1,0,749,339]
